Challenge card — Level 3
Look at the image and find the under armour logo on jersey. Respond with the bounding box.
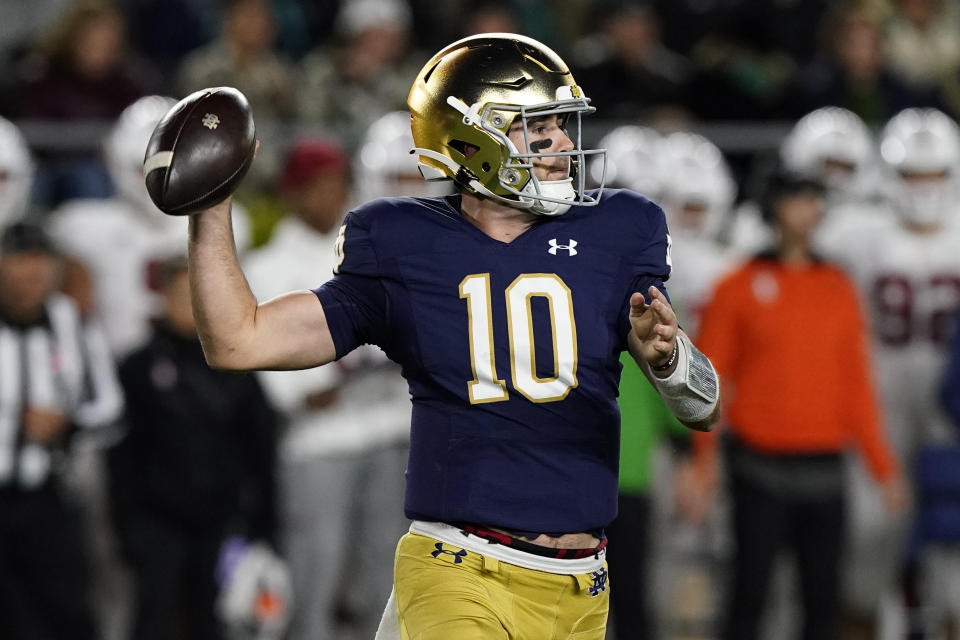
[588,568,608,597]
[548,238,578,256]
[431,543,467,564]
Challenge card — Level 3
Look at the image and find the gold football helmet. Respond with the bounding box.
[408,33,605,215]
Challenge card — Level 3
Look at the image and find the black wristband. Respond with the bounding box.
[650,342,678,372]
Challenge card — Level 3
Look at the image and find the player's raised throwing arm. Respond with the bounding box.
[189,198,337,371]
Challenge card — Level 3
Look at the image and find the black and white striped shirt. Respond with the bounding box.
[0,293,123,489]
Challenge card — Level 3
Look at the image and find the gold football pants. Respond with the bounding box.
[392,531,609,640]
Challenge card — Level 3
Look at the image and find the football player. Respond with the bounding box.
[657,131,739,334]
[186,34,720,640]
[780,106,878,206]
[824,107,960,638]
[728,106,886,257]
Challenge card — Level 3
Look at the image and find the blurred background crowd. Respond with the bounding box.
[2,0,960,639]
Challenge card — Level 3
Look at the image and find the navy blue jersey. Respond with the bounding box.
[314,189,672,533]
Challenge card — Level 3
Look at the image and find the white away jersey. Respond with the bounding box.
[826,216,960,456]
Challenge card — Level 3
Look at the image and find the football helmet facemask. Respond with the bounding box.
[880,107,960,227]
[408,33,605,216]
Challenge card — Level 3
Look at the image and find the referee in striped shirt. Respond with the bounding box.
[0,221,123,640]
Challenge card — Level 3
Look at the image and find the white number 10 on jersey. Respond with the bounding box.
[460,273,578,404]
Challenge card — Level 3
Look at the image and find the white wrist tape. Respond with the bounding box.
[649,335,719,425]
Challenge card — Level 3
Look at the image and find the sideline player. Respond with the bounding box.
[182,34,721,640]
[824,107,960,639]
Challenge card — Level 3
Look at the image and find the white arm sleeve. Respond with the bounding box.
[646,334,719,429]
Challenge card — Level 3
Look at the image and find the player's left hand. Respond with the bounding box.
[629,286,678,370]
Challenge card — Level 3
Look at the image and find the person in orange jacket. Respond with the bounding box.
[690,169,908,640]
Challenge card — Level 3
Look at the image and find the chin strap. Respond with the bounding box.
[413,146,534,209]
[521,178,574,216]
[413,146,577,215]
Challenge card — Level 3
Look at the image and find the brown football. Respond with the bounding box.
[143,87,256,215]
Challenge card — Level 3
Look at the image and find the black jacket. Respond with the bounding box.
[108,323,278,542]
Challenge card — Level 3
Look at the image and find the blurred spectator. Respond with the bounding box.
[16,0,153,205]
[296,0,424,148]
[0,0,73,116]
[822,107,960,640]
[883,0,960,94]
[694,171,906,640]
[107,253,280,640]
[0,221,124,640]
[572,2,693,121]
[175,0,295,121]
[243,135,411,640]
[173,0,296,195]
[786,0,945,125]
[0,116,35,227]
[49,95,252,359]
[16,0,152,120]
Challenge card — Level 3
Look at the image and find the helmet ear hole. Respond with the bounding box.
[448,139,480,159]
[481,162,491,172]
